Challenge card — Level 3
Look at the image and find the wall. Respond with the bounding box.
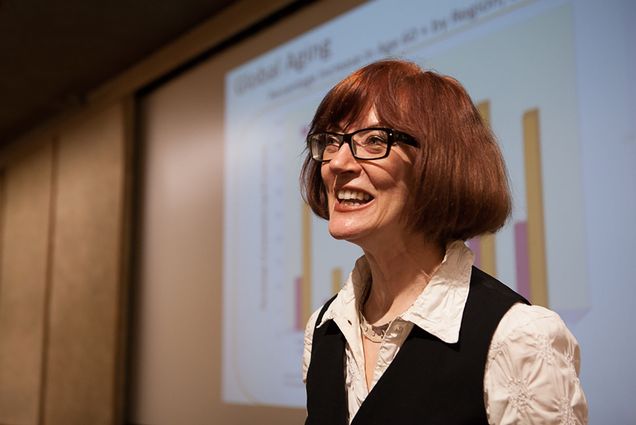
[0,101,132,425]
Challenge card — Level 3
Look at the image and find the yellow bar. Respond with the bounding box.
[302,203,312,326]
[523,109,549,307]
[331,268,342,295]
[479,234,497,276]
[476,100,491,127]
[476,101,497,276]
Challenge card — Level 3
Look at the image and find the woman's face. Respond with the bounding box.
[320,110,417,248]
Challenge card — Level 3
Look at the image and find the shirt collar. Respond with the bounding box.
[318,240,474,344]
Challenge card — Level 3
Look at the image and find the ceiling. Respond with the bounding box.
[0,0,239,144]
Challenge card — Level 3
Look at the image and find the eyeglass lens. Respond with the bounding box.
[311,129,390,161]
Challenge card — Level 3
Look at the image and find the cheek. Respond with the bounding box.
[374,172,413,217]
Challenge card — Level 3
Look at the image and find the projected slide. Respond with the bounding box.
[223,0,588,407]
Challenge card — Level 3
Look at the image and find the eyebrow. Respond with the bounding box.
[332,122,383,133]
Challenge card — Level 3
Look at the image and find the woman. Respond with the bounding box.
[301,60,587,424]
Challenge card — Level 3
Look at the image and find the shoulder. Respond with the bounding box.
[484,303,588,424]
[462,268,529,339]
[301,301,331,384]
[487,303,583,379]
[470,267,528,305]
[492,303,576,351]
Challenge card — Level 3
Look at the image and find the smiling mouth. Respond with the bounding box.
[336,189,373,206]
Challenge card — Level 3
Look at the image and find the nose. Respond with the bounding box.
[327,142,361,174]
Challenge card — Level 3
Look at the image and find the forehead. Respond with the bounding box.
[339,108,380,132]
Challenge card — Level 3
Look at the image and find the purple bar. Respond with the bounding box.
[295,277,303,331]
[467,238,481,268]
[514,221,530,300]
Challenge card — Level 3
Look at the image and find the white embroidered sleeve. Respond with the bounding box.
[484,303,588,425]
[302,308,321,384]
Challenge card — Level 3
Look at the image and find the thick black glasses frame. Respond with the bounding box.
[307,127,419,162]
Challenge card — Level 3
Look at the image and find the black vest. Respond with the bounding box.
[305,267,529,425]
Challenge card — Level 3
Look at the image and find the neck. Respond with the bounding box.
[360,234,444,325]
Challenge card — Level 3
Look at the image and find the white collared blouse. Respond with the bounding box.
[302,241,588,424]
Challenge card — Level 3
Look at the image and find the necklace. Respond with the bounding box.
[359,279,391,343]
[360,314,390,343]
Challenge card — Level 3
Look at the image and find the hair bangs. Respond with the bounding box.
[309,77,377,133]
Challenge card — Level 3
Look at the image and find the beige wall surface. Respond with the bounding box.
[0,101,131,425]
[0,140,53,425]
[43,102,130,425]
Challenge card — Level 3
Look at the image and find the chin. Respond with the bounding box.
[328,220,370,243]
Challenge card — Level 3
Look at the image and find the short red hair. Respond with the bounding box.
[300,60,511,244]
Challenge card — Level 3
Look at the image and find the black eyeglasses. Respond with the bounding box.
[307,127,418,162]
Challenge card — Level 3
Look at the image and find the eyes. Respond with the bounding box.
[321,130,388,154]
[323,135,341,154]
[360,133,388,153]
[308,127,417,162]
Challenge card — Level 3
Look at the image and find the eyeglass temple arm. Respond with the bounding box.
[393,132,419,147]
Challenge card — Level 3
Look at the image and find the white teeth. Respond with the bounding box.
[337,190,372,202]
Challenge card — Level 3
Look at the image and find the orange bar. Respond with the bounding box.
[479,234,497,276]
[476,101,497,276]
[523,109,549,307]
[476,100,491,127]
[331,267,342,295]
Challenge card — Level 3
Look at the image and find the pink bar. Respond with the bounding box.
[295,277,303,331]
[467,238,481,268]
[514,221,530,299]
